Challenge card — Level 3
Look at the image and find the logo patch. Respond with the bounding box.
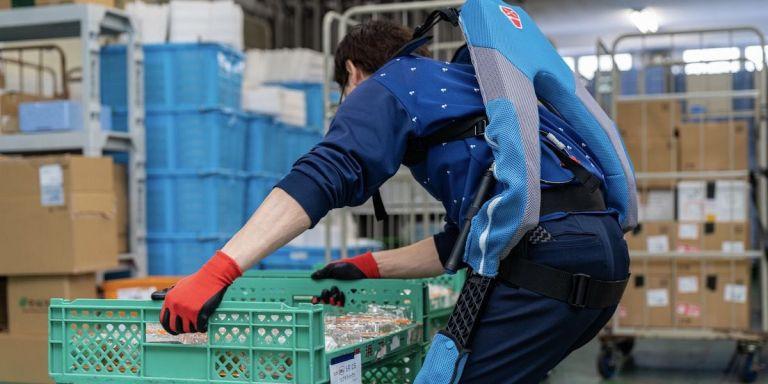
[499,6,523,29]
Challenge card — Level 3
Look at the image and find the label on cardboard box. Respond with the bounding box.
[724,284,747,303]
[678,276,699,293]
[38,164,64,206]
[678,181,706,221]
[714,180,748,222]
[647,235,670,253]
[640,190,675,222]
[722,241,746,253]
[646,289,670,307]
[676,303,702,317]
[678,223,699,240]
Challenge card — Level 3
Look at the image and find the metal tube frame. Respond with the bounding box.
[606,27,768,338]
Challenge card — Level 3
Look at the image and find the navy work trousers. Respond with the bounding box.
[458,213,630,383]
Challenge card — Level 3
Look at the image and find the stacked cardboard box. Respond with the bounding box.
[617,100,680,186]
[0,155,118,383]
[0,0,115,9]
[618,257,751,330]
[678,121,748,172]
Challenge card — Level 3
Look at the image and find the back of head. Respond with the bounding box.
[333,19,430,88]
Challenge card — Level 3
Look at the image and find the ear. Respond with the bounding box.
[345,59,366,87]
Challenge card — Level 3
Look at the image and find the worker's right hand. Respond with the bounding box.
[156,250,242,334]
[311,251,380,280]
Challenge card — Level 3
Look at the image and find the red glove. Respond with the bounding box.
[159,251,242,334]
[311,251,380,280]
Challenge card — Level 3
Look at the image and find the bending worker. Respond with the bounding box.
[159,6,636,383]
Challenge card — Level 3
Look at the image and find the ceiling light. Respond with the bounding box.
[628,8,660,34]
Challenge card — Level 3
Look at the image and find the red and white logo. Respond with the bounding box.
[499,6,523,29]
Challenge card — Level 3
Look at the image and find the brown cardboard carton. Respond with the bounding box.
[0,0,10,9]
[618,258,673,327]
[624,137,676,173]
[616,100,681,141]
[676,222,749,252]
[37,0,115,7]
[5,273,96,335]
[678,122,748,172]
[0,93,49,134]
[703,259,751,330]
[0,277,6,332]
[114,163,128,253]
[624,221,676,252]
[0,155,118,275]
[0,332,52,383]
[637,187,675,222]
[673,260,703,327]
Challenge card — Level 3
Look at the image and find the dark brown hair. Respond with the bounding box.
[333,19,430,89]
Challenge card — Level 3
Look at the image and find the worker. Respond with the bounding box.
[157,12,633,384]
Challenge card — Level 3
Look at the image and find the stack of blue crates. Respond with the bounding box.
[101,43,248,275]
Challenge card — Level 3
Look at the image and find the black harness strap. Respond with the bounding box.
[403,115,487,166]
[499,257,629,309]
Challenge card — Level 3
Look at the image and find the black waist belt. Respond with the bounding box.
[498,257,628,309]
[495,184,626,309]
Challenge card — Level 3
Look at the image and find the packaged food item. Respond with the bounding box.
[323,304,412,351]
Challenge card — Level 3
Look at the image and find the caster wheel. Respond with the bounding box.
[740,352,759,383]
[617,338,635,356]
[597,348,617,379]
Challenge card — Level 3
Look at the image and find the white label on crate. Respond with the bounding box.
[646,289,669,307]
[39,164,64,206]
[725,284,748,303]
[117,286,158,300]
[678,223,699,240]
[390,335,401,351]
[677,276,699,294]
[329,352,362,384]
[289,251,309,261]
[722,241,746,253]
[646,235,670,253]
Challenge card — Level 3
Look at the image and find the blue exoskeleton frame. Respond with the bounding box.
[415,1,637,382]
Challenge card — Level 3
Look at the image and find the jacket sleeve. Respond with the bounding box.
[276,79,416,227]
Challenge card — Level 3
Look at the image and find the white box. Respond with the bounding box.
[126,2,169,44]
[169,0,243,50]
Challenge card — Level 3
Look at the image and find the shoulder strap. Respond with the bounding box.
[403,115,487,166]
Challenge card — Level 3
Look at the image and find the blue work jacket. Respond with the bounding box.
[276,54,606,260]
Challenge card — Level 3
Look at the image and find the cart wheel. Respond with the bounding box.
[740,352,758,383]
[597,348,617,379]
[617,338,635,356]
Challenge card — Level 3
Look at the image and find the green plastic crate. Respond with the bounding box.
[49,299,420,384]
[233,271,465,345]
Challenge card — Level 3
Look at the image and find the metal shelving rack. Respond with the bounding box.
[0,4,147,276]
[598,27,768,382]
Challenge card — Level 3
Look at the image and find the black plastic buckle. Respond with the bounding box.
[474,118,487,136]
[569,273,591,308]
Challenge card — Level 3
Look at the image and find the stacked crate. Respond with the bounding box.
[101,43,247,275]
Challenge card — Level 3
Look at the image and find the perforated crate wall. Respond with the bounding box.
[49,300,326,383]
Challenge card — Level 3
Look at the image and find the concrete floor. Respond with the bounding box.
[546,338,768,383]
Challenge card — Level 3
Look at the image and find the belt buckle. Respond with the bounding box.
[569,273,591,308]
[474,119,487,136]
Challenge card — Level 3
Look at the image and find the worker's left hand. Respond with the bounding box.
[156,251,242,334]
[311,251,380,280]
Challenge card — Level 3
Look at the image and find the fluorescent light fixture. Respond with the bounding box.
[628,8,659,34]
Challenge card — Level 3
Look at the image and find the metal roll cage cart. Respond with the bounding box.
[596,28,768,382]
[0,4,147,276]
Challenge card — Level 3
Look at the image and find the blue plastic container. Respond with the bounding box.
[148,234,229,275]
[245,174,280,219]
[279,124,323,172]
[278,82,324,132]
[146,170,246,235]
[101,43,244,113]
[245,114,278,173]
[18,101,113,132]
[128,108,247,172]
[644,67,666,94]
[259,245,381,270]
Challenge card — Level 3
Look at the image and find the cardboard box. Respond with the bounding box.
[114,163,128,253]
[677,180,748,223]
[676,222,749,252]
[678,121,748,172]
[35,0,115,6]
[673,260,703,327]
[618,258,673,327]
[4,273,96,335]
[0,332,52,383]
[616,100,681,141]
[0,155,118,275]
[0,92,49,134]
[637,188,675,222]
[102,276,181,299]
[624,221,676,252]
[703,259,751,330]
